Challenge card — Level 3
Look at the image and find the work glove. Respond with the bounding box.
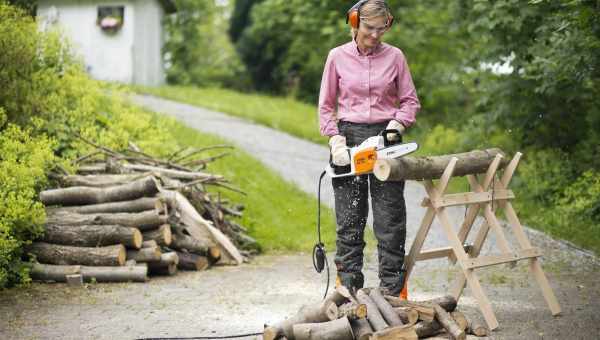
[386,120,406,142]
[329,135,351,166]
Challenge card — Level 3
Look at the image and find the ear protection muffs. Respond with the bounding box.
[346,0,394,29]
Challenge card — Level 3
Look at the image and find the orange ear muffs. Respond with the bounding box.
[346,0,368,29]
[346,0,394,30]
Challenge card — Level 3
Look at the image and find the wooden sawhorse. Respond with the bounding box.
[403,152,561,330]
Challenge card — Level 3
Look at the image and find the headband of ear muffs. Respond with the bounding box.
[346,0,394,29]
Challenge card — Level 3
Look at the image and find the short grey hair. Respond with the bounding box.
[350,0,393,37]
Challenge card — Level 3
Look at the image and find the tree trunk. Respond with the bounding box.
[337,302,367,320]
[40,176,159,206]
[46,210,167,231]
[433,304,466,340]
[27,243,125,266]
[371,324,418,340]
[148,252,179,276]
[373,149,508,181]
[28,263,81,282]
[170,232,216,256]
[292,317,353,340]
[394,307,419,325]
[47,197,163,214]
[384,295,457,322]
[350,318,373,340]
[80,265,148,282]
[142,224,172,246]
[263,301,338,340]
[41,224,142,249]
[369,288,404,326]
[126,246,162,262]
[142,240,158,248]
[356,289,388,331]
[414,320,443,338]
[175,251,209,271]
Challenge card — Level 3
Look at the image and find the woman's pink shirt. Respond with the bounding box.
[318,39,420,137]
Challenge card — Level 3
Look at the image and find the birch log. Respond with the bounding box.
[373,148,508,181]
[27,243,126,266]
[292,317,354,340]
[263,301,339,340]
[433,304,466,340]
[80,265,148,282]
[356,289,388,331]
[41,224,142,249]
[40,176,158,205]
[369,288,404,326]
[46,210,167,231]
[47,197,163,214]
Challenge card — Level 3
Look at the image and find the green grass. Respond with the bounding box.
[159,112,338,253]
[136,85,325,145]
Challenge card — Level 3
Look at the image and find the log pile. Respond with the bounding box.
[264,287,491,340]
[28,140,257,283]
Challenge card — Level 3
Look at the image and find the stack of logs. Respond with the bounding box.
[27,141,254,283]
[264,287,490,340]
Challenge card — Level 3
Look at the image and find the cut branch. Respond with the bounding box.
[41,224,142,249]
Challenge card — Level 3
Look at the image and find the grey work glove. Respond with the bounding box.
[329,135,351,166]
[386,120,406,142]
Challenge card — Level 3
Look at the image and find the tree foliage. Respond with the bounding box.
[164,0,248,88]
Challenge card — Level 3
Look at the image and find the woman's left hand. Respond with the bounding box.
[386,120,405,142]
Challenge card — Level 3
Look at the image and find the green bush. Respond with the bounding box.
[0,125,56,287]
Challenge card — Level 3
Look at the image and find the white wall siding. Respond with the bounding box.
[133,0,164,86]
[37,0,166,86]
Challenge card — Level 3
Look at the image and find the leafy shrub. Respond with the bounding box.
[0,125,56,287]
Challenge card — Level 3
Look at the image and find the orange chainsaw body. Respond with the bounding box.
[353,147,377,175]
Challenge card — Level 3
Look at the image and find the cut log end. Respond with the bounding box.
[373,159,392,182]
[263,326,281,340]
[132,229,143,249]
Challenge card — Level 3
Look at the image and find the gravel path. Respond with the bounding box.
[1,94,598,340]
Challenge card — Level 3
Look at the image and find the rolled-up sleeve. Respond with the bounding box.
[318,50,339,136]
[393,55,420,127]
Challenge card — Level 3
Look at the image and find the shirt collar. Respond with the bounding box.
[349,38,384,57]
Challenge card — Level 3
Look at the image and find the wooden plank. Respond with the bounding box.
[482,154,503,189]
[430,189,514,208]
[437,157,458,195]
[416,247,453,261]
[500,152,522,188]
[405,207,436,279]
[504,202,561,315]
[464,248,542,269]
[437,209,499,330]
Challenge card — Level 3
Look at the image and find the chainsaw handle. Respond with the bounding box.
[381,129,402,147]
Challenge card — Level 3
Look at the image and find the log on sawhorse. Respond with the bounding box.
[375,149,561,330]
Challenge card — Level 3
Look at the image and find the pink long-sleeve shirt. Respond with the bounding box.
[318,40,420,137]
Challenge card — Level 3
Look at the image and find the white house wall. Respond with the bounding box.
[133,0,164,86]
[38,0,137,84]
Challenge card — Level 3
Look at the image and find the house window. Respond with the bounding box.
[97,6,124,34]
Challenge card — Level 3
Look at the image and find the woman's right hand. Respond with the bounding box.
[329,135,351,166]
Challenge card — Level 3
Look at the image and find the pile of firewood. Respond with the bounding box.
[263,287,491,340]
[26,139,255,283]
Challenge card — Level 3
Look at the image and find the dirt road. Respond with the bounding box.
[1,95,598,339]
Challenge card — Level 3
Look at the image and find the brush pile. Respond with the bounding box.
[263,287,491,340]
[27,139,257,284]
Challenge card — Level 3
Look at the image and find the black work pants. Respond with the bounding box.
[333,121,407,295]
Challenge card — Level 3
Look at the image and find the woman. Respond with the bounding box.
[318,0,420,296]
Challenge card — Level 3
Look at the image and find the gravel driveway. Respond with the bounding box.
[1,94,598,340]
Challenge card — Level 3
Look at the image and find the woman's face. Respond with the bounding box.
[356,15,389,51]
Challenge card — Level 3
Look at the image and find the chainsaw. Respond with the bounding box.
[325,129,418,178]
